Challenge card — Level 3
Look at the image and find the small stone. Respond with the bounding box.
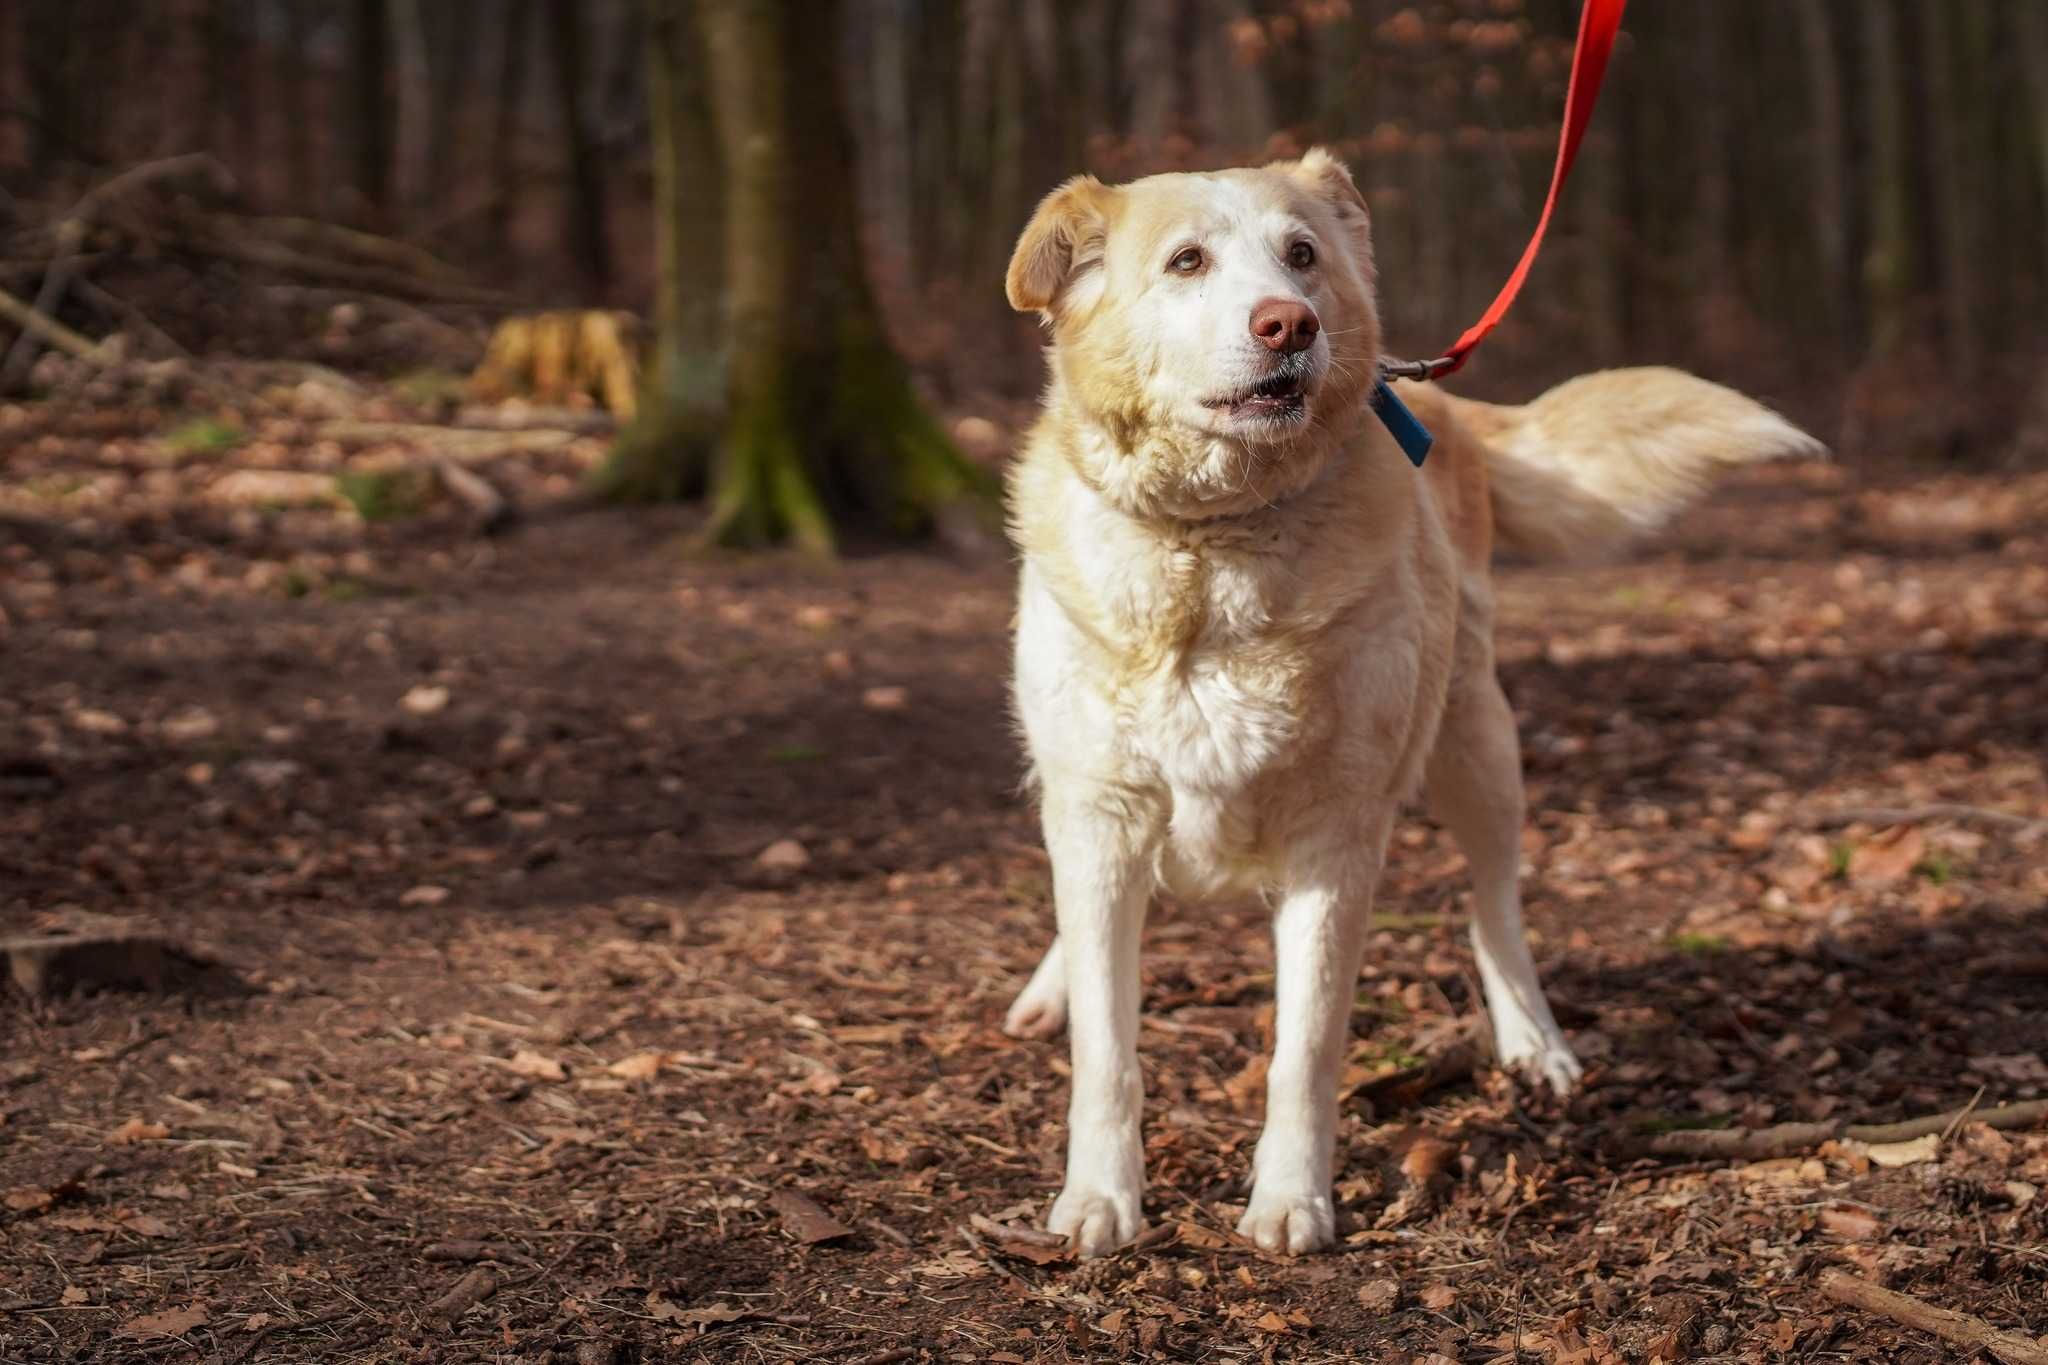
[862,685,909,712]
[756,838,810,872]
[160,708,219,743]
[401,684,450,716]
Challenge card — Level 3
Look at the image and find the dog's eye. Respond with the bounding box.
[1288,241,1316,269]
[1168,247,1204,275]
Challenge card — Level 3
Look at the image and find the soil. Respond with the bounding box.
[4,397,2048,1364]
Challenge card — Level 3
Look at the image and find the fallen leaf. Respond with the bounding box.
[399,884,450,907]
[607,1051,668,1080]
[506,1049,567,1082]
[61,1287,89,1306]
[1863,1133,1941,1167]
[643,1294,747,1328]
[1818,1205,1882,1241]
[861,685,909,711]
[1358,1278,1401,1311]
[120,1305,209,1339]
[1253,1310,1292,1333]
[770,1189,853,1243]
[122,1213,176,1238]
[756,838,810,872]
[108,1117,170,1144]
[242,1312,272,1333]
[148,1181,192,1201]
[1098,1308,1129,1334]
[1420,1282,1458,1311]
[829,1023,908,1046]
[1848,826,1925,887]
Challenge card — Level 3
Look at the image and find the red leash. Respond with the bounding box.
[1381,0,1629,382]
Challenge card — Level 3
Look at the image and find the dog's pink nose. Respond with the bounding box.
[1250,298,1319,353]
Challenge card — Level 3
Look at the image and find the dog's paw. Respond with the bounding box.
[1498,1027,1583,1095]
[1235,1186,1336,1255]
[1047,1185,1144,1257]
[1002,980,1067,1040]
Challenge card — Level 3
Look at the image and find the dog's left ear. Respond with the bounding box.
[1006,176,1113,317]
[1285,148,1373,265]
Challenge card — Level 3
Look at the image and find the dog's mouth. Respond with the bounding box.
[1204,367,1312,422]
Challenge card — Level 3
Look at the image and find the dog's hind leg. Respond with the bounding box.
[1425,664,1582,1093]
[1004,937,1067,1039]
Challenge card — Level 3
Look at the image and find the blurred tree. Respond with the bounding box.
[598,0,991,553]
[546,0,614,290]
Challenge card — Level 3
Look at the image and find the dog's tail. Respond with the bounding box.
[1430,366,1824,561]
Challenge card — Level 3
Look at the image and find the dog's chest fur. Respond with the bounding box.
[1015,449,1435,893]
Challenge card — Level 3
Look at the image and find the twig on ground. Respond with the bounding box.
[841,1349,914,1365]
[434,459,512,532]
[425,1267,501,1323]
[1643,1099,2048,1159]
[1806,803,2047,840]
[1817,1268,2048,1365]
[421,1240,537,1267]
[224,1309,348,1365]
[0,284,111,365]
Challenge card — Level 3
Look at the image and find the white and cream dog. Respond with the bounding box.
[999,149,1820,1256]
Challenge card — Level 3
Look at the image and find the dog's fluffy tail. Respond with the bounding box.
[1437,366,1824,562]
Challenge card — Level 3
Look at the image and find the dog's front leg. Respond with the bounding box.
[1239,844,1384,1254]
[1040,785,1157,1256]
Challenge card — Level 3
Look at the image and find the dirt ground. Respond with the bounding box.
[4,397,2048,1364]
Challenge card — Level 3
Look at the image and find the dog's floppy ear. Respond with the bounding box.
[1005,176,1112,316]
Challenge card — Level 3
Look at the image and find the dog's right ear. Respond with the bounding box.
[1005,176,1112,316]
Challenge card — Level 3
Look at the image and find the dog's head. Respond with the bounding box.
[1006,149,1382,520]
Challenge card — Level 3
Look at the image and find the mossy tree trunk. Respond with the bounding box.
[600,0,993,555]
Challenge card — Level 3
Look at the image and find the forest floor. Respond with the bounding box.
[3,384,2048,1364]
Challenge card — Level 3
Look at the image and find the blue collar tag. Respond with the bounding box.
[1370,379,1434,467]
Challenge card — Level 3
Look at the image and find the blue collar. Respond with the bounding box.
[1369,378,1434,467]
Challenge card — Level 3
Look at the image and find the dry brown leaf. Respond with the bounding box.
[1420,1282,1458,1311]
[122,1213,176,1238]
[1847,826,1925,887]
[506,1049,567,1081]
[769,1189,853,1244]
[1357,1278,1401,1311]
[1098,1308,1129,1334]
[60,1287,89,1306]
[120,1304,209,1339]
[606,1051,667,1081]
[644,1294,746,1328]
[1819,1205,1882,1241]
[242,1312,273,1333]
[1253,1310,1292,1333]
[829,1023,908,1046]
[1863,1133,1941,1167]
[108,1117,170,1144]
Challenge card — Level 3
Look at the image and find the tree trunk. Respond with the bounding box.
[1793,0,1853,355]
[1858,0,1912,360]
[1916,1,1983,371]
[603,0,994,553]
[2015,0,2048,311]
[350,0,394,229]
[546,0,613,291]
[283,0,316,212]
[488,0,535,256]
[595,0,724,503]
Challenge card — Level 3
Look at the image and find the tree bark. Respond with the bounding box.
[546,0,613,290]
[1858,0,1912,360]
[604,0,994,553]
[488,0,535,256]
[350,0,394,229]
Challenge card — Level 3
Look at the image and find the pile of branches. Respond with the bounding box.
[1,155,506,399]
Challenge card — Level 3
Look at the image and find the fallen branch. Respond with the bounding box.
[425,1267,501,1322]
[1642,1099,2048,1160]
[434,459,512,533]
[314,420,581,459]
[1817,1269,2048,1365]
[1806,803,2046,839]
[422,1240,536,1266]
[0,284,110,365]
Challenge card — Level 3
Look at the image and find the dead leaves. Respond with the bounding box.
[107,1116,170,1144]
[1847,825,1927,887]
[119,1304,209,1339]
[768,1189,853,1244]
[503,1049,567,1082]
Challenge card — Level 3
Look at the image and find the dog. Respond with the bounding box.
[998,149,1821,1257]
